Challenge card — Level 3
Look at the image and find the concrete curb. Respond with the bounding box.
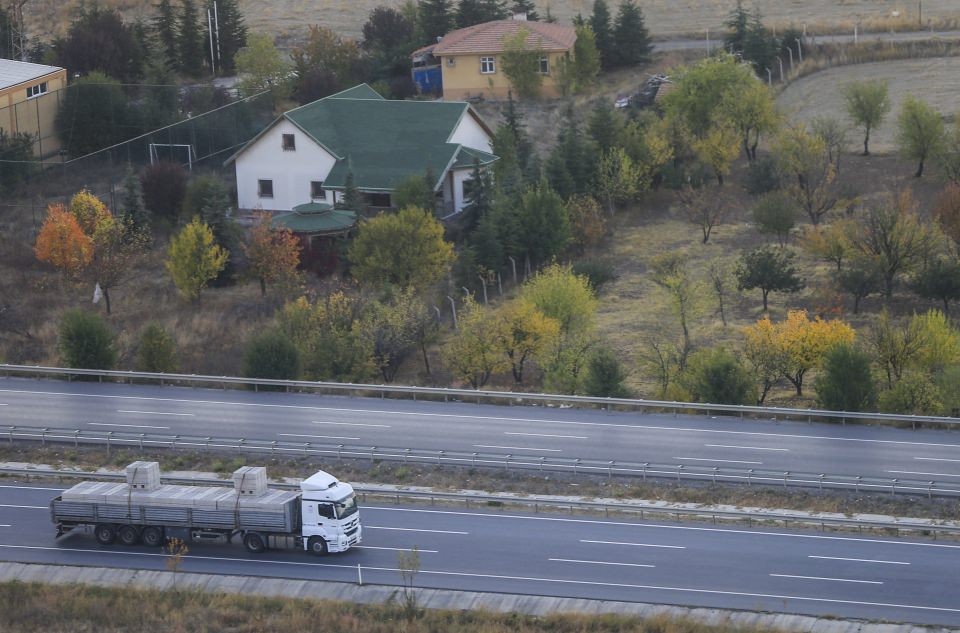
[0,561,955,633]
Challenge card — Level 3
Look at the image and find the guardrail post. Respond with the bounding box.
[928,481,934,499]
[41,428,48,446]
[747,469,754,486]
[855,475,861,492]
[370,446,376,462]
[574,458,581,475]
[303,442,309,456]
[818,474,824,491]
[910,415,916,431]
[239,438,245,453]
[270,440,277,455]
[642,463,648,482]
[505,454,511,471]
[539,457,545,472]
[404,448,411,464]
[172,435,179,450]
[891,478,898,495]
[783,471,789,488]
[140,433,146,450]
[106,431,113,456]
[472,452,478,467]
[74,429,80,448]
[437,450,444,465]
[676,464,683,482]
[608,461,614,478]
[712,466,718,484]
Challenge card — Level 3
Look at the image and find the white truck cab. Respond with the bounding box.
[300,470,362,553]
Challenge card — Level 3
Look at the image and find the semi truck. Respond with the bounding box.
[50,461,361,555]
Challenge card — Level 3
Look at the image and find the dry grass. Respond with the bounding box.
[0,580,789,633]
[24,0,960,43]
[779,56,960,153]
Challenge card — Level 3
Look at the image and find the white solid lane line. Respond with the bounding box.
[312,420,391,428]
[505,432,588,439]
[354,546,438,553]
[914,457,960,463]
[364,526,469,535]
[581,539,685,549]
[88,422,171,430]
[549,558,655,568]
[809,555,909,565]
[116,410,194,417]
[0,525,9,528]
[0,544,957,615]
[277,433,361,441]
[473,444,562,452]
[886,470,960,478]
[704,444,789,452]
[0,504,47,509]
[0,485,65,491]
[673,457,763,465]
[770,574,882,585]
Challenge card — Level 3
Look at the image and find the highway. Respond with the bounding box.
[652,29,960,52]
[0,483,958,625]
[1,378,960,486]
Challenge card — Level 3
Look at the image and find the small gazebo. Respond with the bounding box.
[271,202,357,275]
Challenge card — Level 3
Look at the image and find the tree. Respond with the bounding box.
[773,125,841,226]
[708,259,733,327]
[611,0,651,67]
[723,0,749,55]
[243,330,301,380]
[176,0,206,76]
[582,346,631,397]
[292,26,367,102]
[741,7,776,75]
[896,96,944,178]
[58,309,116,369]
[595,148,641,214]
[348,206,454,290]
[546,115,597,197]
[720,79,778,162]
[418,0,454,45]
[34,204,93,281]
[461,159,494,231]
[803,219,854,272]
[566,194,606,253]
[935,183,960,246]
[661,54,755,139]
[520,263,597,336]
[587,99,625,154]
[154,0,178,66]
[589,0,613,69]
[443,298,509,388]
[165,218,229,301]
[741,316,785,404]
[569,25,601,93]
[501,27,543,99]
[678,184,728,244]
[86,210,149,314]
[650,252,702,369]
[243,212,302,296]
[843,80,891,156]
[140,162,188,225]
[814,344,876,412]
[361,290,424,382]
[118,168,149,232]
[493,299,560,383]
[838,260,882,314]
[678,347,756,405]
[514,182,570,269]
[56,73,132,157]
[206,0,248,74]
[0,130,33,195]
[811,116,849,173]
[735,247,805,311]
[879,371,943,415]
[364,6,415,52]
[137,323,178,373]
[511,0,539,20]
[752,192,798,247]
[53,4,144,81]
[846,189,942,297]
[456,0,504,27]
[236,34,292,104]
[393,172,437,214]
[694,123,740,186]
[939,120,960,185]
[912,258,960,315]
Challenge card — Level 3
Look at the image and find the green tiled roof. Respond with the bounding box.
[452,146,499,170]
[271,203,357,234]
[326,84,386,100]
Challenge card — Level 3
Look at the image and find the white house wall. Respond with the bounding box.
[452,168,473,213]
[234,118,338,212]
[448,111,493,153]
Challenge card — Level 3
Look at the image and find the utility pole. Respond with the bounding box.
[213,1,221,63]
[8,0,30,61]
[207,7,216,75]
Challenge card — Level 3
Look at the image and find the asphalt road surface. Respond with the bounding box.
[1,483,958,625]
[653,29,960,52]
[2,378,960,485]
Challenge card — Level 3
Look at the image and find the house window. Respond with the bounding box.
[368,193,391,208]
[258,179,274,198]
[538,56,549,74]
[310,181,324,200]
[480,56,496,74]
[26,82,48,98]
[446,57,456,67]
[282,133,296,151]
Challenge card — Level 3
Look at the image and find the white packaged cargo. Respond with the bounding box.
[232,466,268,496]
[125,461,161,490]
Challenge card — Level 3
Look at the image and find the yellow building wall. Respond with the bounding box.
[0,68,67,158]
[439,51,568,100]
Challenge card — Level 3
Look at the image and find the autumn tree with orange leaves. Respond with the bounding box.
[243,212,302,296]
[34,204,93,280]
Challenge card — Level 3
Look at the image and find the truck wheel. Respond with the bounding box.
[307,537,328,556]
[118,525,140,546]
[244,533,266,554]
[141,526,163,547]
[94,524,116,545]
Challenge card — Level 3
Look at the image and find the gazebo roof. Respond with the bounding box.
[271,203,357,235]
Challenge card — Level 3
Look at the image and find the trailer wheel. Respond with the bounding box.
[118,525,140,546]
[244,533,266,554]
[141,526,163,547]
[307,537,328,556]
[94,524,116,545]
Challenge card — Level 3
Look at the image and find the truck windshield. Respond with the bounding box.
[334,494,358,519]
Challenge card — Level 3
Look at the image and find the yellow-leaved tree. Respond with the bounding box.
[442,297,510,389]
[165,218,228,302]
[493,298,561,384]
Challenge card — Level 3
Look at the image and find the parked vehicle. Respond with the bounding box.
[50,461,361,555]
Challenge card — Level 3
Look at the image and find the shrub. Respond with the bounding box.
[678,347,756,405]
[58,309,116,369]
[879,371,943,415]
[581,347,631,397]
[572,260,616,291]
[751,192,798,247]
[743,156,781,195]
[136,323,177,373]
[140,162,188,224]
[242,330,301,381]
[814,344,876,412]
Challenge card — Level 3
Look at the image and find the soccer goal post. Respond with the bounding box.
[148,143,197,170]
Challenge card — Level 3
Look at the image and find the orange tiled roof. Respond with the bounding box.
[432,19,576,55]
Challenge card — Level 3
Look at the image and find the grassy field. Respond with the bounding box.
[778,56,960,153]
[24,0,960,42]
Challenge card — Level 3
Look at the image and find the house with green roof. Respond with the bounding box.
[226,84,498,217]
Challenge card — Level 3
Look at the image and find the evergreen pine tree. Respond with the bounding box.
[612,0,651,67]
[462,158,494,231]
[205,0,247,74]
[492,126,525,196]
[177,0,206,76]
[419,0,454,45]
[589,0,613,69]
[544,4,557,23]
[340,169,363,212]
[503,91,533,175]
[481,0,509,21]
[0,7,13,59]
[743,7,775,75]
[723,0,749,55]
[456,0,487,27]
[510,0,539,20]
[154,0,178,68]
[120,166,150,232]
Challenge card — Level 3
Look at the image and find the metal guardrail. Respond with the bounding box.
[3,466,958,537]
[5,424,960,498]
[2,364,959,429]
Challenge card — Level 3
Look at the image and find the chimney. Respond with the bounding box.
[512,12,528,20]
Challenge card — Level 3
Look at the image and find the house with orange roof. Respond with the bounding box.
[416,15,577,100]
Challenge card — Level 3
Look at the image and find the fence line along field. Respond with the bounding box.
[23,0,960,42]
[777,56,960,154]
